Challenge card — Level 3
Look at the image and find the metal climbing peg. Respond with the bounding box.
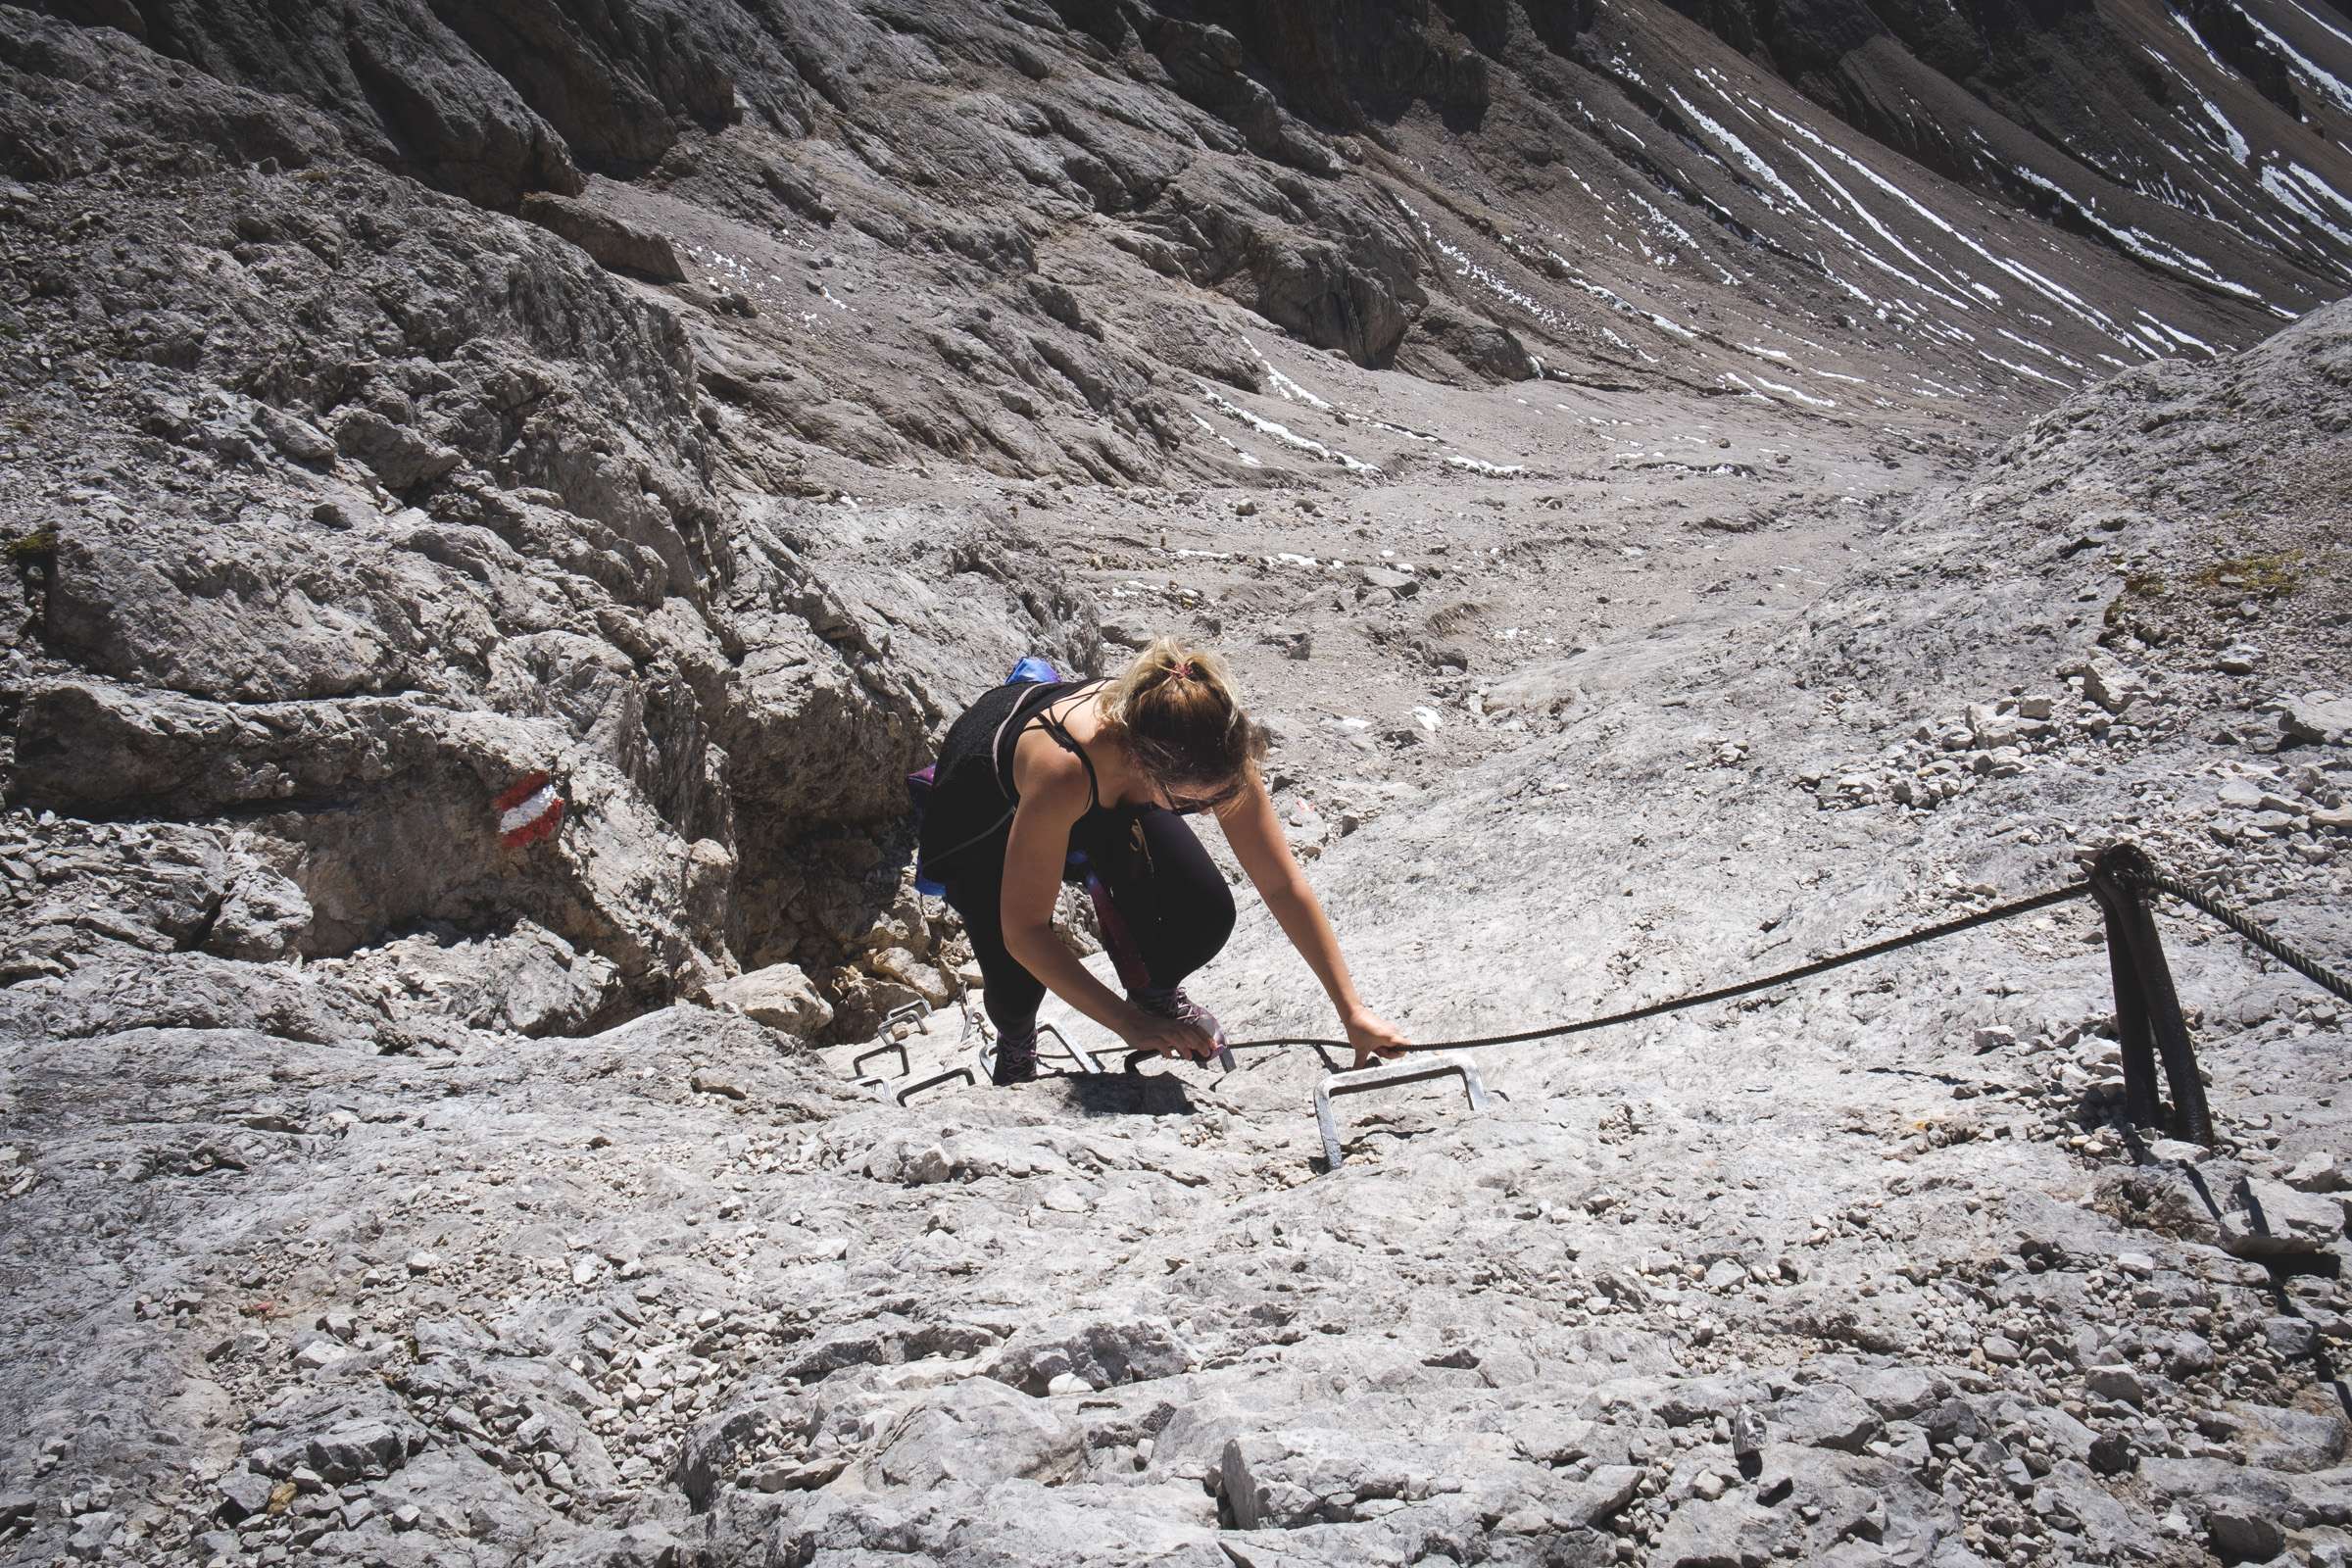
[879,1001,930,1041]
[1121,1041,1238,1074]
[852,1039,911,1080]
[1314,1053,1491,1170]
[975,1022,1102,1079]
[892,1065,974,1105]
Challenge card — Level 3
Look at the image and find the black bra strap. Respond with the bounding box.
[1035,708,1102,812]
[995,680,1106,811]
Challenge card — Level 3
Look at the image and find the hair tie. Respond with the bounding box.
[1175,661,1198,680]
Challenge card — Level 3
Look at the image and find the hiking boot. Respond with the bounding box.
[990,1030,1039,1086]
[1129,986,1226,1056]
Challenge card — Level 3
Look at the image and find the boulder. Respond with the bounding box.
[246,1387,427,1485]
[984,1316,1193,1395]
[709,963,834,1037]
[2077,652,2145,713]
[203,866,315,961]
[327,406,463,490]
[2220,1175,2345,1257]
[1219,1428,1462,1529]
[863,1379,1073,1492]
[1770,1384,1882,1452]
[867,946,953,1006]
[520,193,686,282]
[2283,693,2352,746]
[2286,1151,2348,1193]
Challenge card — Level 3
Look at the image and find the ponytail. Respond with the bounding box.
[1101,637,1266,805]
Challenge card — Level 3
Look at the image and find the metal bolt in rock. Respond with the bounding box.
[1314,1053,1491,1170]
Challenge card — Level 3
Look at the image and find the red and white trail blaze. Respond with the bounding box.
[493,771,564,849]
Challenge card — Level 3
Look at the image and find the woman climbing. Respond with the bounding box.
[917,637,1411,1084]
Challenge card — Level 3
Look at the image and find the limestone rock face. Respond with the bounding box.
[120,0,590,207]
[0,10,1102,1004]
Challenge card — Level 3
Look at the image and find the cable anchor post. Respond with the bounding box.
[2087,843,2213,1146]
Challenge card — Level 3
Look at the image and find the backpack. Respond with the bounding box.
[906,657,1062,895]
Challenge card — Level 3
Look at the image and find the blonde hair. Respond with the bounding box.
[1100,637,1267,807]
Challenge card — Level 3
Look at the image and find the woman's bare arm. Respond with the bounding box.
[1218,776,1410,1066]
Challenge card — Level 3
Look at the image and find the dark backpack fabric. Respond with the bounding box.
[915,679,1087,883]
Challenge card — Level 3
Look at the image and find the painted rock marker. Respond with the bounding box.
[494,771,564,848]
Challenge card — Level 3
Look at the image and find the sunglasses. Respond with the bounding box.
[1162,776,1248,814]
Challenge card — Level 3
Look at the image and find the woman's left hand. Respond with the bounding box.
[1344,1009,1411,1069]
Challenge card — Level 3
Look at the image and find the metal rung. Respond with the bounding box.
[977,1023,1101,1080]
[894,1066,974,1105]
[1314,1053,1490,1170]
[1121,1041,1238,1075]
[852,1040,910,1079]
[880,1001,931,1043]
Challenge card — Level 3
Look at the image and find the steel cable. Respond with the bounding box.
[1225,880,2094,1057]
[2130,869,2352,1006]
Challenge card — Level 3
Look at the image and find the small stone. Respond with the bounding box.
[292,1340,349,1372]
[2077,653,2144,713]
[689,1068,748,1102]
[2282,693,2352,746]
[216,1470,274,1524]
[2220,1175,2345,1257]
[1356,564,1418,596]
[2261,1316,2318,1359]
[2084,1365,2145,1406]
[2217,777,2265,810]
[2285,1151,2347,1193]
[2206,1499,2284,1562]
[750,1455,848,1493]
[1719,1405,1763,1468]
[405,1251,440,1276]
[1046,1372,1090,1396]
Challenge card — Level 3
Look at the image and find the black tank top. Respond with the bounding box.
[917,680,1125,884]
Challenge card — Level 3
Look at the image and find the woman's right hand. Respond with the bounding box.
[1119,1008,1220,1061]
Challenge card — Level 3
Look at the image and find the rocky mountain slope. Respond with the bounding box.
[2,0,2351,1565]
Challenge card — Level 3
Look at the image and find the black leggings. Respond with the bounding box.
[943,807,1236,1040]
